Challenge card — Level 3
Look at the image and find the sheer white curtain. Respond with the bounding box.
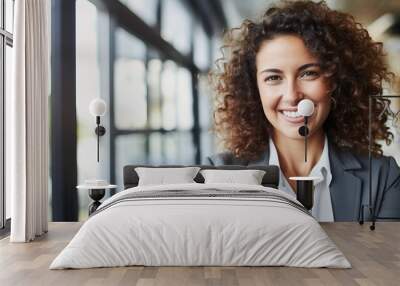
[9,0,49,242]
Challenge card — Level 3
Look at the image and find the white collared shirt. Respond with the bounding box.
[268,136,334,222]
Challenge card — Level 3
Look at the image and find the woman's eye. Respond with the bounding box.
[300,70,319,78]
[264,75,282,82]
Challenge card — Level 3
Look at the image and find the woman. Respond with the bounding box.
[207,0,400,221]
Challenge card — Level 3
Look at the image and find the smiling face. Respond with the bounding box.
[256,35,331,140]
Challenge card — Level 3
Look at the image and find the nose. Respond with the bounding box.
[282,79,304,105]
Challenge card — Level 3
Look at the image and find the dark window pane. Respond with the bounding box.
[115,134,147,189]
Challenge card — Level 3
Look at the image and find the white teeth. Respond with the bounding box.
[282,110,302,118]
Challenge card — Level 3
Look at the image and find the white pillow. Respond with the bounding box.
[200,169,266,185]
[135,167,201,186]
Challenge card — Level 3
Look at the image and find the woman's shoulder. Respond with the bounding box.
[331,144,400,174]
[206,148,270,166]
[206,151,249,166]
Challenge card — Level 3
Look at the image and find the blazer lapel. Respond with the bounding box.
[328,143,363,221]
[249,141,363,221]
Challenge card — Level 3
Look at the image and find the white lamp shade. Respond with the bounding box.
[297,99,315,117]
[89,98,107,116]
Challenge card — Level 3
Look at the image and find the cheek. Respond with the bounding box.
[258,85,281,112]
[318,98,331,121]
[303,82,330,110]
[304,81,329,101]
[312,88,331,123]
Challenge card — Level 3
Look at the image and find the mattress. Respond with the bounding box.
[50,183,351,269]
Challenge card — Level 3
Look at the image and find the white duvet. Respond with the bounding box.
[50,183,351,269]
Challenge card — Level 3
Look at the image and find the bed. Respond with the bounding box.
[49,165,350,269]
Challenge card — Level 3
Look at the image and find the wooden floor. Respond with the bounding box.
[0,222,400,286]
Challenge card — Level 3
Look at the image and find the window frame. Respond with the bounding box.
[0,0,14,234]
[51,0,226,220]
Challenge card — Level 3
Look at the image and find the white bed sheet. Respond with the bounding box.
[50,183,351,269]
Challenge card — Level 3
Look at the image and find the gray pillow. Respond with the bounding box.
[135,167,201,186]
[200,169,266,185]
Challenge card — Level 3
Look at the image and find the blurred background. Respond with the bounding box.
[48,0,400,221]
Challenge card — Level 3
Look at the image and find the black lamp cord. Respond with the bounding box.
[304,116,308,163]
[96,116,100,162]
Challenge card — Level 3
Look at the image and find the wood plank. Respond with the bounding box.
[0,222,399,286]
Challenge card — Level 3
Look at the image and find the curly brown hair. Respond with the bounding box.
[211,0,394,160]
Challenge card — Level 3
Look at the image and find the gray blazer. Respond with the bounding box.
[207,142,400,221]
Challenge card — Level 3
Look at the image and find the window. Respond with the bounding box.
[57,0,222,221]
[115,134,147,188]
[5,0,13,33]
[193,21,210,71]
[161,60,177,130]
[176,67,193,130]
[380,96,400,165]
[119,0,158,27]
[1,0,14,231]
[198,74,216,163]
[76,0,108,221]
[161,0,191,54]
[148,57,162,129]
[114,28,147,129]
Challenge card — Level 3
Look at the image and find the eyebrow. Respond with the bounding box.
[259,63,320,74]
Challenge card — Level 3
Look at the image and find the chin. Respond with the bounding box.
[274,128,304,140]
